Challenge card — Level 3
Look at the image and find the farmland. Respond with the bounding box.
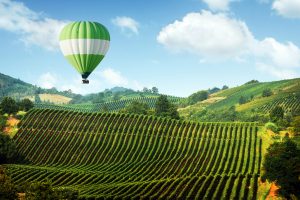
[34,96,183,113]
[5,109,261,199]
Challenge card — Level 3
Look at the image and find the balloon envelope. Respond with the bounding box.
[59,21,110,79]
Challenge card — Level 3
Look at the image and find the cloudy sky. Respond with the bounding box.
[0,0,300,96]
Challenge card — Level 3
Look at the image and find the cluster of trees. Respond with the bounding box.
[0,97,33,115]
[263,139,300,199]
[142,87,159,94]
[121,95,180,120]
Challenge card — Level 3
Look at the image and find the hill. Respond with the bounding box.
[179,78,300,121]
[0,73,181,105]
[6,109,261,199]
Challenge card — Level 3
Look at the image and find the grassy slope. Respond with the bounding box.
[179,78,300,118]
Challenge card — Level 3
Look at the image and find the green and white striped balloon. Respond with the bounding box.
[59,21,110,79]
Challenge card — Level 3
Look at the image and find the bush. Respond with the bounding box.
[262,88,273,97]
[270,106,284,122]
[265,122,279,133]
[0,115,7,131]
[0,97,18,114]
[262,139,300,198]
[0,166,18,200]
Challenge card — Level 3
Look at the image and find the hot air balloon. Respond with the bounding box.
[59,21,110,84]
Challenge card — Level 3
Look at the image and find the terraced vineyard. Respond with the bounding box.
[35,96,183,113]
[6,109,261,199]
[260,95,300,113]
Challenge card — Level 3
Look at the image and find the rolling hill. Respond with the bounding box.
[179,78,300,120]
[6,109,261,199]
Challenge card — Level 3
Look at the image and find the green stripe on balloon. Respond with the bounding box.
[64,54,104,74]
[59,21,110,41]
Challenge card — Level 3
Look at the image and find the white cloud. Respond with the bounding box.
[254,38,300,68]
[158,10,300,79]
[0,0,68,50]
[112,16,139,34]
[256,62,298,79]
[157,11,254,59]
[202,0,233,11]
[272,0,300,18]
[100,68,129,86]
[37,72,58,89]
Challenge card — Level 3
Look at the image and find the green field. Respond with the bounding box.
[34,96,183,113]
[5,109,261,199]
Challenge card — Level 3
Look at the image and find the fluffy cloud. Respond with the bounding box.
[157,11,254,59]
[37,72,58,89]
[0,0,68,50]
[112,16,139,34]
[272,0,300,18]
[202,0,232,11]
[100,68,129,86]
[38,68,144,95]
[157,10,300,79]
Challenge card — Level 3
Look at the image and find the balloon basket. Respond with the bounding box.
[82,79,89,84]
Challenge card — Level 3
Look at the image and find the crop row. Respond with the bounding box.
[260,95,300,113]
[34,96,183,113]
[7,164,258,200]
[8,109,261,199]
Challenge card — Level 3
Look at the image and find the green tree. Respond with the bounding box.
[0,166,18,200]
[0,97,18,114]
[0,115,7,131]
[155,95,180,119]
[187,90,209,105]
[151,87,159,94]
[34,94,41,104]
[239,96,248,105]
[18,98,34,111]
[0,133,17,164]
[222,85,229,90]
[291,116,300,134]
[262,88,273,97]
[123,101,149,115]
[270,106,284,122]
[262,139,300,198]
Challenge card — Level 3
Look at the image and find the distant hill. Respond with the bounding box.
[179,78,300,120]
[0,73,180,105]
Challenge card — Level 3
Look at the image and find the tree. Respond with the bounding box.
[187,90,209,105]
[0,166,18,200]
[155,95,180,119]
[262,139,300,198]
[239,96,248,105]
[34,94,41,104]
[291,116,300,134]
[0,133,17,164]
[151,87,159,94]
[0,115,7,131]
[208,87,220,94]
[222,85,229,90]
[123,101,149,115]
[0,97,18,114]
[270,106,284,122]
[262,88,273,97]
[19,98,34,111]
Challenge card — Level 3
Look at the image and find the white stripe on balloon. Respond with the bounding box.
[59,39,110,56]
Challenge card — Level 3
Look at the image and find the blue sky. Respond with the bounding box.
[0,0,300,97]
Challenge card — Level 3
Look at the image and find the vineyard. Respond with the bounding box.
[6,109,261,199]
[260,95,300,113]
[34,96,183,113]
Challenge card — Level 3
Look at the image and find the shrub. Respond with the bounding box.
[265,122,279,133]
[262,88,273,97]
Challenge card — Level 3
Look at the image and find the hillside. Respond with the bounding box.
[6,109,261,199]
[179,78,300,120]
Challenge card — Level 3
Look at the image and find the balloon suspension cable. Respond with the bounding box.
[82,79,89,84]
